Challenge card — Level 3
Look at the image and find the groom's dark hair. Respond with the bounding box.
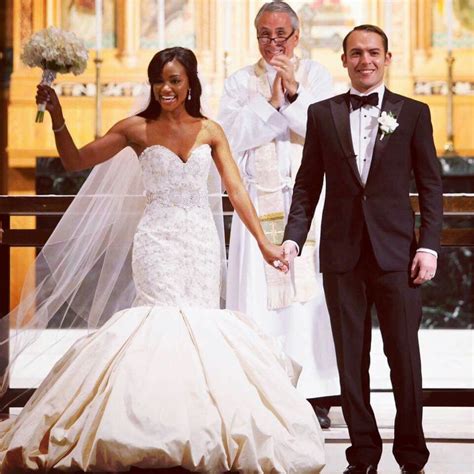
[342,24,389,54]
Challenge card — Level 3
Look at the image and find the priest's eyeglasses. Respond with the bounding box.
[257,29,295,46]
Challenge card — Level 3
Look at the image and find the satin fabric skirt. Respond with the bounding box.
[0,306,324,473]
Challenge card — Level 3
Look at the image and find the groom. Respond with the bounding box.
[281,25,442,474]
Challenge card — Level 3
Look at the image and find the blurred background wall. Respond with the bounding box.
[1,0,473,319]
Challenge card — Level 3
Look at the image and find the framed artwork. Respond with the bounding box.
[140,0,195,49]
[293,0,365,53]
[417,0,474,50]
[432,0,474,48]
[60,0,117,49]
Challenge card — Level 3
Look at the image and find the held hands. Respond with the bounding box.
[267,241,298,274]
[411,252,437,285]
[259,241,289,273]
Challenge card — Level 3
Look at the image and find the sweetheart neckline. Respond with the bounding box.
[138,143,211,164]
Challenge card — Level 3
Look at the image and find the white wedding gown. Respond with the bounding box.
[0,144,324,473]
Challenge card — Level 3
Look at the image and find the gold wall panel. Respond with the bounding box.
[7,0,474,170]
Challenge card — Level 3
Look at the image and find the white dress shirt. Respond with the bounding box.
[349,83,385,186]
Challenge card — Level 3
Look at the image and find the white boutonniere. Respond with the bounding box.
[377,111,399,141]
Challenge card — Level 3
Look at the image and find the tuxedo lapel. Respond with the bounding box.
[330,93,363,188]
[366,89,404,185]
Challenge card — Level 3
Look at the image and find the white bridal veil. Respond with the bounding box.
[0,83,226,407]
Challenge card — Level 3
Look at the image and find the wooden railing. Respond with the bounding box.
[1,193,473,409]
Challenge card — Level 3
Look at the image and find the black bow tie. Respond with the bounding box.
[349,92,379,110]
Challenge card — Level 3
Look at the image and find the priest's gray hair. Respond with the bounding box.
[254,1,300,30]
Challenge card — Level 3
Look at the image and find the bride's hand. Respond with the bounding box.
[259,241,289,273]
[36,84,63,121]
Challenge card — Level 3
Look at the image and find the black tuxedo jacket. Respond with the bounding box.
[283,89,443,273]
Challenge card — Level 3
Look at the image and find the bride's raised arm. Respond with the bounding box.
[207,119,287,270]
[36,84,132,172]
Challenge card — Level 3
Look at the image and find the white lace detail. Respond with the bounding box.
[132,144,220,309]
[145,189,208,208]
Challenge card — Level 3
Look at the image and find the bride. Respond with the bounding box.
[0,47,324,473]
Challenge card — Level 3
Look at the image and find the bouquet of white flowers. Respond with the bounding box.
[21,26,88,122]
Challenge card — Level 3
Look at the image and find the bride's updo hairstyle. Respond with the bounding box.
[138,47,205,120]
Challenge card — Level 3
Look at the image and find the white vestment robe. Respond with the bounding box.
[219,59,340,398]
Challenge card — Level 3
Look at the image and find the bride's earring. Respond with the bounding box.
[187,88,191,101]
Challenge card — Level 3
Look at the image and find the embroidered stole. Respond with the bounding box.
[253,58,318,310]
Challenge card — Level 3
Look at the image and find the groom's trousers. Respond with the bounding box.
[322,230,430,469]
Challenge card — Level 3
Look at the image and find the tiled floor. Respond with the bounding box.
[325,441,473,474]
[324,395,473,473]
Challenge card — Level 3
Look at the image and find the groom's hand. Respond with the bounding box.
[411,252,437,285]
[281,241,298,274]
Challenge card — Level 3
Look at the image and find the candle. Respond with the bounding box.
[158,0,165,50]
[384,0,392,44]
[223,1,231,52]
[95,0,103,53]
[445,0,453,52]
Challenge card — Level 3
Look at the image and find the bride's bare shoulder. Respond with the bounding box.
[202,118,225,139]
[114,114,147,130]
[108,116,149,145]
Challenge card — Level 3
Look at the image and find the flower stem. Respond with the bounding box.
[35,69,56,124]
[35,110,44,123]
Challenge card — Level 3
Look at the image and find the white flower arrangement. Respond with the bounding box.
[21,26,88,122]
[377,111,399,140]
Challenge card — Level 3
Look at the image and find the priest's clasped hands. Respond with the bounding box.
[268,54,299,110]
